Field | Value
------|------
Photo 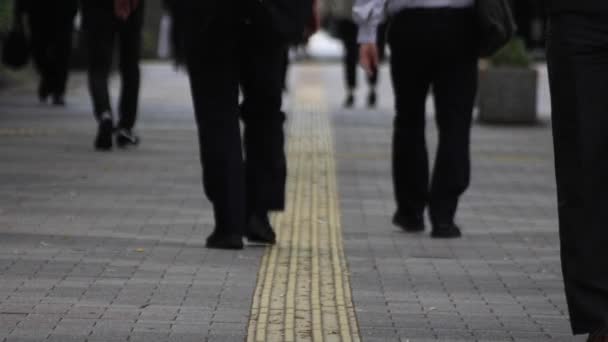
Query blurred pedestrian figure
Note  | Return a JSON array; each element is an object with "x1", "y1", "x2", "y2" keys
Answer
[
  {"x1": 355, "y1": 0, "x2": 476, "y2": 238},
  {"x1": 546, "y1": 2, "x2": 608, "y2": 340},
  {"x1": 13, "y1": 0, "x2": 78, "y2": 105},
  {"x1": 166, "y1": 0, "x2": 317, "y2": 250},
  {"x1": 157, "y1": 3, "x2": 172, "y2": 60},
  {"x1": 81, "y1": 0, "x2": 144, "y2": 151},
  {"x1": 322, "y1": 0, "x2": 386, "y2": 108}
]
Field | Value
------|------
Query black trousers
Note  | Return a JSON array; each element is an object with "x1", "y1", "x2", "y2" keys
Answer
[
  {"x1": 185, "y1": 6, "x2": 287, "y2": 237},
  {"x1": 26, "y1": 2, "x2": 78, "y2": 99},
  {"x1": 388, "y1": 8, "x2": 477, "y2": 226},
  {"x1": 81, "y1": 0, "x2": 144, "y2": 130},
  {"x1": 547, "y1": 13, "x2": 608, "y2": 335},
  {"x1": 338, "y1": 19, "x2": 385, "y2": 90}
]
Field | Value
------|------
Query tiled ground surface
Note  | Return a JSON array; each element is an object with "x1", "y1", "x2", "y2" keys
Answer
[
  {"x1": 0, "y1": 64, "x2": 261, "y2": 342},
  {"x1": 323, "y1": 65, "x2": 583, "y2": 341},
  {"x1": 0, "y1": 63, "x2": 583, "y2": 341}
]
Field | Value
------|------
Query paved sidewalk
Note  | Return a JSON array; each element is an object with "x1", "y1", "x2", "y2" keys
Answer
[
  {"x1": 323, "y1": 66, "x2": 580, "y2": 341},
  {"x1": 0, "y1": 63, "x2": 582, "y2": 341},
  {"x1": 0, "y1": 64, "x2": 262, "y2": 342}
]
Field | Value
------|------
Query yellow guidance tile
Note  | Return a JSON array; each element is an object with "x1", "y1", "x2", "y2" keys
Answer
[{"x1": 247, "y1": 66, "x2": 360, "y2": 342}]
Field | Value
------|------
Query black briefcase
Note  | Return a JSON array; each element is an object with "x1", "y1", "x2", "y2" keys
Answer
[
  {"x1": 477, "y1": 0, "x2": 517, "y2": 58},
  {"x1": 2, "y1": 29, "x2": 30, "y2": 69}
]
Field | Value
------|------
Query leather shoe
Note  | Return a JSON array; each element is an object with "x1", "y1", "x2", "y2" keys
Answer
[
  {"x1": 246, "y1": 215, "x2": 276, "y2": 245},
  {"x1": 94, "y1": 117, "x2": 113, "y2": 151},
  {"x1": 392, "y1": 212, "x2": 424, "y2": 232},
  {"x1": 206, "y1": 231, "x2": 243, "y2": 250},
  {"x1": 431, "y1": 223, "x2": 462, "y2": 239}
]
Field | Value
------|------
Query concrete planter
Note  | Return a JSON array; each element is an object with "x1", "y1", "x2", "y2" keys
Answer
[{"x1": 478, "y1": 67, "x2": 538, "y2": 124}]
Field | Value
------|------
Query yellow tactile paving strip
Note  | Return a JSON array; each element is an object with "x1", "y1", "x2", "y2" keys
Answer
[{"x1": 247, "y1": 67, "x2": 360, "y2": 342}]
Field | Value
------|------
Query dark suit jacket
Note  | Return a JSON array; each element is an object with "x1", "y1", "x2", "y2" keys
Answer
[
  {"x1": 162, "y1": 0, "x2": 227, "y2": 66},
  {"x1": 548, "y1": 0, "x2": 608, "y2": 13},
  {"x1": 16, "y1": 0, "x2": 78, "y2": 22}
]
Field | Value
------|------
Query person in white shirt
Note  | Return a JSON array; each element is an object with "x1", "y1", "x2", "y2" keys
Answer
[
  {"x1": 354, "y1": 0, "x2": 476, "y2": 238},
  {"x1": 322, "y1": 0, "x2": 386, "y2": 108}
]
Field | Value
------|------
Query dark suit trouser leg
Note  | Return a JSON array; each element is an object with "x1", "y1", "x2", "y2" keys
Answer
[
  {"x1": 339, "y1": 20, "x2": 359, "y2": 90},
  {"x1": 428, "y1": 16, "x2": 477, "y2": 226},
  {"x1": 28, "y1": 19, "x2": 52, "y2": 97},
  {"x1": 50, "y1": 21, "x2": 75, "y2": 99},
  {"x1": 367, "y1": 22, "x2": 386, "y2": 87},
  {"x1": 50, "y1": 2, "x2": 78, "y2": 99},
  {"x1": 547, "y1": 13, "x2": 608, "y2": 335},
  {"x1": 117, "y1": 4, "x2": 144, "y2": 130},
  {"x1": 389, "y1": 8, "x2": 476, "y2": 223},
  {"x1": 240, "y1": 28, "x2": 288, "y2": 216},
  {"x1": 388, "y1": 12, "x2": 433, "y2": 220},
  {"x1": 186, "y1": 19, "x2": 245, "y2": 237},
  {"x1": 82, "y1": 5, "x2": 115, "y2": 121},
  {"x1": 340, "y1": 19, "x2": 381, "y2": 90}
]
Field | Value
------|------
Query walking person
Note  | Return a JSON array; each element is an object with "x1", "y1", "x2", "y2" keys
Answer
[
  {"x1": 322, "y1": 0, "x2": 386, "y2": 108},
  {"x1": 546, "y1": 2, "x2": 608, "y2": 340},
  {"x1": 354, "y1": 0, "x2": 477, "y2": 238},
  {"x1": 13, "y1": 0, "x2": 78, "y2": 105},
  {"x1": 165, "y1": 0, "x2": 317, "y2": 250},
  {"x1": 81, "y1": 0, "x2": 144, "y2": 151}
]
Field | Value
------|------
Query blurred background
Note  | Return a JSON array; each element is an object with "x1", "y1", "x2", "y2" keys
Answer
[{"x1": 0, "y1": 0, "x2": 547, "y2": 73}]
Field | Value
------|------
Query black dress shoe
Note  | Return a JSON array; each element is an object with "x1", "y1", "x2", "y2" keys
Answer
[
  {"x1": 38, "y1": 83, "x2": 50, "y2": 103},
  {"x1": 392, "y1": 212, "x2": 424, "y2": 232},
  {"x1": 206, "y1": 231, "x2": 244, "y2": 250},
  {"x1": 344, "y1": 93, "x2": 355, "y2": 108},
  {"x1": 246, "y1": 215, "x2": 276, "y2": 245},
  {"x1": 94, "y1": 117, "x2": 113, "y2": 151},
  {"x1": 116, "y1": 129, "x2": 140, "y2": 148},
  {"x1": 431, "y1": 223, "x2": 462, "y2": 239},
  {"x1": 367, "y1": 91, "x2": 377, "y2": 108}
]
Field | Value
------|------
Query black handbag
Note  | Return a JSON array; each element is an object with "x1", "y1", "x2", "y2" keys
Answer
[
  {"x1": 257, "y1": 0, "x2": 313, "y2": 43},
  {"x1": 2, "y1": 29, "x2": 30, "y2": 69},
  {"x1": 477, "y1": 0, "x2": 517, "y2": 58}
]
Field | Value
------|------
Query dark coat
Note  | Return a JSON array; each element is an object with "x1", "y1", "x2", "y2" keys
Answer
[
  {"x1": 16, "y1": 0, "x2": 78, "y2": 22},
  {"x1": 548, "y1": 0, "x2": 608, "y2": 13}
]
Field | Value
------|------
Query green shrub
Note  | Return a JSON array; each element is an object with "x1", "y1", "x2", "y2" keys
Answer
[{"x1": 490, "y1": 38, "x2": 532, "y2": 68}]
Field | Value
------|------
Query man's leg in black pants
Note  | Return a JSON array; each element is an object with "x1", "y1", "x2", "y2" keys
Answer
[
  {"x1": 388, "y1": 17, "x2": 432, "y2": 230},
  {"x1": 51, "y1": 1, "x2": 78, "y2": 104},
  {"x1": 428, "y1": 11, "x2": 477, "y2": 233},
  {"x1": 49, "y1": 18, "x2": 76, "y2": 105},
  {"x1": 186, "y1": 14, "x2": 245, "y2": 250},
  {"x1": 547, "y1": 14, "x2": 608, "y2": 335},
  {"x1": 83, "y1": 5, "x2": 114, "y2": 119},
  {"x1": 365, "y1": 22, "x2": 386, "y2": 108},
  {"x1": 82, "y1": 4, "x2": 115, "y2": 150},
  {"x1": 339, "y1": 19, "x2": 358, "y2": 107},
  {"x1": 240, "y1": 26, "x2": 287, "y2": 244},
  {"x1": 28, "y1": 18, "x2": 52, "y2": 102},
  {"x1": 117, "y1": 3, "x2": 144, "y2": 133}
]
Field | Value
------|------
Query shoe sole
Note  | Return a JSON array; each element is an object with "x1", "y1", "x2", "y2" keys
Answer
[
  {"x1": 246, "y1": 236, "x2": 276, "y2": 245},
  {"x1": 205, "y1": 243, "x2": 244, "y2": 250},
  {"x1": 393, "y1": 217, "x2": 425, "y2": 233},
  {"x1": 431, "y1": 231, "x2": 462, "y2": 239},
  {"x1": 116, "y1": 137, "x2": 140, "y2": 149},
  {"x1": 206, "y1": 235, "x2": 244, "y2": 250},
  {"x1": 400, "y1": 226, "x2": 425, "y2": 233}
]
